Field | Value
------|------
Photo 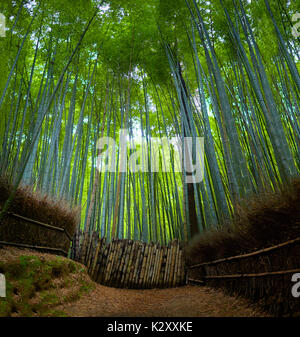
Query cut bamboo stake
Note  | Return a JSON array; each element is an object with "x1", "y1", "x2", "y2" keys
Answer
[
  {"x1": 144, "y1": 243, "x2": 154, "y2": 288},
  {"x1": 139, "y1": 243, "x2": 148, "y2": 287},
  {"x1": 75, "y1": 229, "x2": 81, "y2": 259},
  {"x1": 121, "y1": 240, "x2": 133, "y2": 287},
  {"x1": 128, "y1": 242, "x2": 138, "y2": 287},
  {"x1": 149, "y1": 243, "x2": 156, "y2": 287},
  {"x1": 151, "y1": 244, "x2": 158, "y2": 286},
  {"x1": 132, "y1": 242, "x2": 143, "y2": 287},
  {"x1": 180, "y1": 250, "x2": 186, "y2": 285},
  {"x1": 112, "y1": 240, "x2": 124, "y2": 287},
  {"x1": 80, "y1": 230, "x2": 89, "y2": 264},
  {"x1": 151, "y1": 243, "x2": 159, "y2": 286},
  {"x1": 97, "y1": 240, "x2": 108, "y2": 284},
  {"x1": 164, "y1": 242, "x2": 172, "y2": 286},
  {"x1": 159, "y1": 246, "x2": 167, "y2": 287},
  {"x1": 173, "y1": 241, "x2": 180, "y2": 287},
  {"x1": 115, "y1": 240, "x2": 126, "y2": 286},
  {"x1": 117, "y1": 240, "x2": 130, "y2": 287},
  {"x1": 91, "y1": 236, "x2": 102, "y2": 279},
  {"x1": 110, "y1": 240, "x2": 121, "y2": 284},
  {"x1": 125, "y1": 241, "x2": 137, "y2": 287},
  {"x1": 86, "y1": 233, "x2": 93, "y2": 272},
  {"x1": 118, "y1": 240, "x2": 128, "y2": 287},
  {"x1": 104, "y1": 239, "x2": 117, "y2": 284},
  {"x1": 119, "y1": 240, "x2": 130, "y2": 286},
  {"x1": 156, "y1": 246, "x2": 164, "y2": 287},
  {"x1": 176, "y1": 242, "x2": 181, "y2": 285},
  {"x1": 169, "y1": 241, "x2": 176, "y2": 287},
  {"x1": 145, "y1": 243, "x2": 154, "y2": 287},
  {"x1": 87, "y1": 232, "x2": 97, "y2": 271},
  {"x1": 74, "y1": 235, "x2": 187, "y2": 289}
]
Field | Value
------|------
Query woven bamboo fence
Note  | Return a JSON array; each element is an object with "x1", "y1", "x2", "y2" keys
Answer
[
  {"x1": 71, "y1": 229, "x2": 186, "y2": 289},
  {"x1": 187, "y1": 237, "x2": 300, "y2": 316},
  {"x1": 0, "y1": 212, "x2": 73, "y2": 256}
]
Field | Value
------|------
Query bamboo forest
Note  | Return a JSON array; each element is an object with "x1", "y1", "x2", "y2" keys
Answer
[{"x1": 0, "y1": 0, "x2": 300, "y2": 319}]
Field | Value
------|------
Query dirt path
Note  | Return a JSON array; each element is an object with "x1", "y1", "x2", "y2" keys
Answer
[
  {"x1": 56, "y1": 284, "x2": 268, "y2": 317},
  {"x1": 0, "y1": 247, "x2": 268, "y2": 317}
]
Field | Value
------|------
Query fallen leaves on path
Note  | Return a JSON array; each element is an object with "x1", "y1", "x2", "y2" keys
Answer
[{"x1": 56, "y1": 283, "x2": 269, "y2": 317}]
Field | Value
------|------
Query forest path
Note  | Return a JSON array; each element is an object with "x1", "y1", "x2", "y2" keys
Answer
[{"x1": 56, "y1": 284, "x2": 268, "y2": 317}]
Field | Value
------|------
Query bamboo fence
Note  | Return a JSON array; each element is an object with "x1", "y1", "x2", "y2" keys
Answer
[
  {"x1": 0, "y1": 212, "x2": 73, "y2": 256},
  {"x1": 187, "y1": 236, "x2": 300, "y2": 316},
  {"x1": 71, "y1": 229, "x2": 186, "y2": 289}
]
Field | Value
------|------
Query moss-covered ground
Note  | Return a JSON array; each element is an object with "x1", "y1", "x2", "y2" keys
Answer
[{"x1": 0, "y1": 248, "x2": 94, "y2": 317}]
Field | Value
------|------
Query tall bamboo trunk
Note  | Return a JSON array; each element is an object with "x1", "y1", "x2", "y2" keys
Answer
[{"x1": 177, "y1": 61, "x2": 199, "y2": 238}]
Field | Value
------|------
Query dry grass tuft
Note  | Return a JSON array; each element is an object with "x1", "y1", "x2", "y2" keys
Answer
[
  {"x1": 184, "y1": 178, "x2": 300, "y2": 317},
  {"x1": 184, "y1": 178, "x2": 300, "y2": 266},
  {"x1": 0, "y1": 176, "x2": 80, "y2": 252}
]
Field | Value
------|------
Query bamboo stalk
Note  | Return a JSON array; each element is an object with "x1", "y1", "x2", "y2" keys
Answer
[
  {"x1": 168, "y1": 241, "x2": 176, "y2": 287},
  {"x1": 104, "y1": 239, "x2": 117, "y2": 284},
  {"x1": 75, "y1": 229, "x2": 81, "y2": 259},
  {"x1": 146, "y1": 243, "x2": 155, "y2": 287},
  {"x1": 150, "y1": 244, "x2": 158, "y2": 286},
  {"x1": 118, "y1": 240, "x2": 129, "y2": 287},
  {"x1": 168, "y1": 240, "x2": 177, "y2": 287},
  {"x1": 84, "y1": 232, "x2": 92, "y2": 266},
  {"x1": 203, "y1": 268, "x2": 300, "y2": 280},
  {"x1": 163, "y1": 242, "x2": 172, "y2": 286},
  {"x1": 176, "y1": 247, "x2": 182, "y2": 286},
  {"x1": 79, "y1": 230, "x2": 89, "y2": 264},
  {"x1": 126, "y1": 240, "x2": 135, "y2": 285},
  {"x1": 97, "y1": 239, "x2": 109, "y2": 284},
  {"x1": 70, "y1": 230, "x2": 77, "y2": 260},
  {"x1": 116, "y1": 240, "x2": 130, "y2": 287},
  {"x1": 115, "y1": 240, "x2": 127, "y2": 285},
  {"x1": 76, "y1": 230, "x2": 82, "y2": 261},
  {"x1": 153, "y1": 244, "x2": 160, "y2": 286},
  {"x1": 129, "y1": 242, "x2": 138, "y2": 288},
  {"x1": 144, "y1": 243, "x2": 154, "y2": 288},
  {"x1": 159, "y1": 246, "x2": 167, "y2": 288},
  {"x1": 110, "y1": 240, "x2": 123, "y2": 286},
  {"x1": 76, "y1": 237, "x2": 188, "y2": 289},
  {"x1": 90, "y1": 236, "x2": 102, "y2": 280},
  {"x1": 188, "y1": 236, "x2": 300, "y2": 269},
  {"x1": 139, "y1": 243, "x2": 149, "y2": 287},
  {"x1": 179, "y1": 250, "x2": 185, "y2": 285},
  {"x1": 151, "y1": 243, "x2": 159, "y2": 286},
  {"x1": 132, "y1": 242, "x2": 143, "y2": 288},
  {"x1": 90, "y1": 238, "x2": 100, "y2": 280},
  {"x1": 87, "y1": 232, "x2": 97, "y2": 271},
  {"x1": 119, "y1": 240, "x2": 129, "y2": 286},
  {"x1": 173, "y1": 241, "x2": 180, "y2": 287},
  {"x1": 6, "y1": 212, "x2": 67, "y2": 235},
  {"x1": 99, "y1": 238, "x2": 108, "y2": 280},
  {"x1": 149, "y1": 243, "x2": 157, "y2": 287},
  {"x1": 155, "y1": 246, "x2": 164, "y2": 287},
  {"x1": 112, "y1": 240, "x2": 124, "y2": 287},
  {"x1": 73, "y1": 229, "x2": 79, "y2": 260},
  {"x1": 127, "y1": 241, "x2": 138, "y2": 288},
  {"x1": 188, "y1": 278, "x2": 205, "y2": 285},
  {"x1": 0, "y1": 240, "x2": 68, "y2": 256}
]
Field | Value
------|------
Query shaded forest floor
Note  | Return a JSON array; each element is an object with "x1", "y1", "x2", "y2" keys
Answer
[
  {"x1": 0, "y1": 247, "x2": 268, "y2": 317},
  {"x1": 56, "y1": 281, "x2": 268, "y2": 317}
]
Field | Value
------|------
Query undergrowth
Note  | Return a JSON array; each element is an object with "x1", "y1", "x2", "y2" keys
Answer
[
  {"x1": 0, "y1": 249, "x2": 94, "y2": 317},
  {"x1": 185, "y1": 178, "x2": 300, "y2": 266}
]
